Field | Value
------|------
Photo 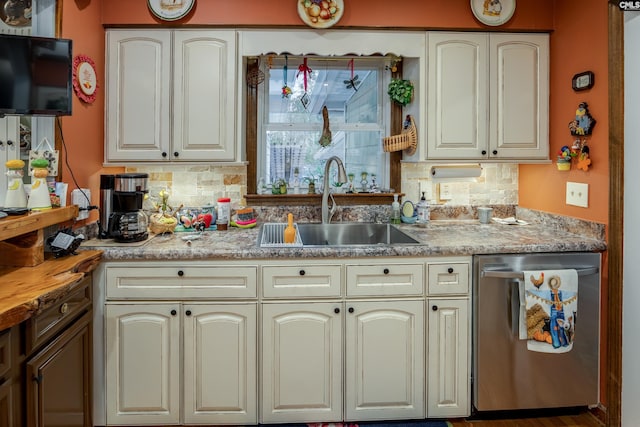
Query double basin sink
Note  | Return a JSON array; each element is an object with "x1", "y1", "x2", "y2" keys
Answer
[{"x1": 260, "y1": 222, "x2": 420, "y2": 247}]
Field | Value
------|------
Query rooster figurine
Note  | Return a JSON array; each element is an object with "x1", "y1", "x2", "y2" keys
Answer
[{"x1": 530, "y1": 272, "x2": 545, "y2": 289}]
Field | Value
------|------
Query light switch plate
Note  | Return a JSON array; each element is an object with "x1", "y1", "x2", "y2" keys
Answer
[
  {"x1": 439, "y1": 183, "x2": 452, "y2": 200},
  {"x1": 566, "y1": 182, "x2": 589, "y2": 208}
]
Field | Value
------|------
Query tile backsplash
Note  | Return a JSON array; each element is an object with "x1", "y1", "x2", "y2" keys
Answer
[{"x1": 127, "y1": 162, "x2": 518, "y2": 209}]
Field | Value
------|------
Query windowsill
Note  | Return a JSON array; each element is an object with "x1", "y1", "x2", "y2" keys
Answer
[{"x1": 245, "y1": 193, "x2": 400, "y2": 206}]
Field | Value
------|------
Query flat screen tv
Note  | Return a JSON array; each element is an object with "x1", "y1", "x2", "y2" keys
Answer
[{"x1": 0, "y1": 34, "x2": 73, "y2": 116}]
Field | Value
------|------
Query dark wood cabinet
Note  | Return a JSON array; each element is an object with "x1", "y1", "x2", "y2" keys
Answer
[
  {"x1": 0, "y1": 378, "x2": 13, "y2": 427},
  {"x1": 25, "y1": 310, "x2": 92, "y2": 427}
]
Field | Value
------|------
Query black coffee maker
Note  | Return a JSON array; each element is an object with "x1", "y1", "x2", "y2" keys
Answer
[{"x1": 101, "y1": 173, "x2": 149, "y2": 242}]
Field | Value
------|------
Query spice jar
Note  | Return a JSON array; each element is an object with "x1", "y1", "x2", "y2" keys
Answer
[{"x1": 217, "y1": 197, "x2": 231, "y2": 227}]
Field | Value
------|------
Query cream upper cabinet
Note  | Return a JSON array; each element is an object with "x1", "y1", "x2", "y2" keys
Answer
[
  {"x1": 427, "y1": 32, "x2": 549, "y2": 161},
  {"x1": 0, "y1": 117, "x2": 20, "y2": 201},
  {"x1": 105, "y1": 29, "x2": 237, "y2": 163}
]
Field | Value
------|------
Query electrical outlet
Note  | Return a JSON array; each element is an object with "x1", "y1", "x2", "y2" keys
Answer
[
  {"x1": 71, "y1": 188, "x2": 91, "y2": 220},
  {"x1": 439, "y1": 183, "x2": 452, "y2": 200},
  {"x1": 566, "y1": 182, "x2": 589, "y2": 208}
]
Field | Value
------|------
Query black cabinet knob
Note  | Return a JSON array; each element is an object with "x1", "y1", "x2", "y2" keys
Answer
[
  {"x1": 178, "y1": 270, "x2": 184, "y2": 277},
  {"x1": 174, "y1": 151, "x2": 179, "y2": 157},
  {"x1": 171, "y1": 309, "x2": 177, "y2": 316},
  {"x1": 448, "y1": 267, "x2": 454, "y2": 274},
  {"x1": 348, "y1": 307, "x2": 354, "y2": 313},
  {"x1": 299, "y1": 270, "x2": 306, "y2": 276},
  {"x1": 334, "y1": 307, "x2": 340, "y2": 314},
  {"x1": 162, "y1": 152, "x2": 168, "y2": 158},
  {"x1": 481, "y1": 150, "x2": 487, "y2": 155},
  {"x1": 492, "y1": 150, "x2": 498, "y2": 155},
  {"x1": 185, "y1": 310, "x2": 192, "y2": 316},
  {"x1": 33, "y1": 374, "x2": 43, "y2": 384},
  {"x1": 383, "y1": 268, "x2": 390, "y2": 275},
  {"x1": 432, "y1": 305, "x2": 438, "y2": 311},
  {"x1": 6, "y1": 140, "x2": 13, "y2": 146}
]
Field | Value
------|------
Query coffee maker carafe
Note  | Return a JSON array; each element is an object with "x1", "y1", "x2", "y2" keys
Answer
[{"x1": 105, "y1": 173, "x2": 149, "y2": 242}]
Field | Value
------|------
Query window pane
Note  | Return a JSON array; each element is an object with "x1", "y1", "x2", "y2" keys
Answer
[{"x1": 260, "y1": 56, "x2": 388, "y2": 192}]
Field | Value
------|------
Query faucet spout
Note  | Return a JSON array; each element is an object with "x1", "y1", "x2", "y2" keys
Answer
[{"x1": 321, "y1": 156, "x2": 347, "y2": 224}]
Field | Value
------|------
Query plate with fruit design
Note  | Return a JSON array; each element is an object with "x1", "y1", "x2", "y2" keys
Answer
[{"x1": 298, "y1": 0, "x2": 343, "y2": 29}]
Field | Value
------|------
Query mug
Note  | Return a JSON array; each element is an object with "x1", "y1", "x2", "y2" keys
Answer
[{"x1": 478, "y1": 207, "x2": 493, "y2": 224}]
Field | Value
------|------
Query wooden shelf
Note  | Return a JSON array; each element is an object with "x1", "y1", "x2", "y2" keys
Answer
[
  {"x1": 0, "y1": 206, "x2": 79, "y2": 242},
  {"x1": 0, "y1": 206, "x2": 79, "y2": 267}
]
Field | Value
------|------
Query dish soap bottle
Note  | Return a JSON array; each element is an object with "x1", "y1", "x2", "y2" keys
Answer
[
  {"x1": 391, "y1": 194, "x2": 401, "y2": 224},
  {"x1": 284, "y1": 213, "x2": 296, "y2": 244},
  {"x1": 416, "y1": 191, "x2": 430, "y2": 223}
]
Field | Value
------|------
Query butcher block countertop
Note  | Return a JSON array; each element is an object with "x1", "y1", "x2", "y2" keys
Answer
[{"x1": 0, "y1": 250, "x2": 102, "y2": 331}]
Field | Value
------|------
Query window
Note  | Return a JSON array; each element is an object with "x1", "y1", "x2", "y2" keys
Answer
[{"x1": 257, "y1": 56, "x2": 391, "y2": 194}]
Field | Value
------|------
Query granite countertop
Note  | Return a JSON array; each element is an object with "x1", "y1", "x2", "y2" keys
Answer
[{"x1": 81, "y1": 217, "x2": 607, "y2": 261}]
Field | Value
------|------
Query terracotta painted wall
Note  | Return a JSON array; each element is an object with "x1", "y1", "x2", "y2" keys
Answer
[
  {"x1": 519, "y1": 0, "x2": 609, "y2": 225},
  {"x1": 101, "y1": 0, "x2": 553, "y2": 29},
  {"x1": 58, "y1": 0, "x2": 121, "y2": 224}
]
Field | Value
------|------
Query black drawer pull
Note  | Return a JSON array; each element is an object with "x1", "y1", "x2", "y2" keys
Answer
[
  {"x1": 171, "y1": 309, "x2": 177, "y2": 316},
  {"x1": 185, "y1": 310, "x2": 192, "y2": 316},
  {"x1": 448, "y1": 267, "x2": 454, "y2": 274},
  {"x1": 162, "y1": 152, "x2": 168, "y2": 158},
  {"x1": 174, "y1": 151, "x2": 179, "y2": 157},
  {"x1": 299, "y1": 270, "x2": 306, "y2": 276},
  {"x1": 432, "y1": 305, "x2": 438, "y2": 311},
  {"x1": 383, "y1": 268, "x2": 390, "y2": 275},
  {"x1": 178, "y1": 270, "x2": 184, "y2": 277},
  {"x1": 348, "y1": 307, "x2": 354, "y2": 313},
  {"x1": 492, "y1": 150, "x2": 498, "y2": 155},
  {"x1": 33, "y1": 374, "x2": 43, "y2": 384},
  {"x1": 334, "y1": 307, "x2": 340, "y2": 314}
]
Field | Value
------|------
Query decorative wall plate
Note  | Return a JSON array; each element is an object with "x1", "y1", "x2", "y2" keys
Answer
[
  {"x1": 297, "y1": 0, "x2": 344, "y2": 29},
  {"x1": 73, "y1": 55, "x2": 98, "y2": 104},
  {"x1": 470, "y1": 0, "x2": 516, "y2": 27},
  {"x1": 148, "y1": 0, "x2": 195, "y2": 21},
  {"x1": 0, "y1": 0, "x2": 32, "y2": 28}
]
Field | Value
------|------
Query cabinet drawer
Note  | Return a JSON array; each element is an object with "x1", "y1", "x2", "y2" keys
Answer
[
  {"x1": 25, "y1": 276, "x2": 92, "y2": 353},
  {"x1": 0, "y1": 329, "x2": 10, "y2": 380},
  {"x1": 106, "y1": 266, "x2": 258, "y2": 299},
  {"x1": 346, "y1": 263, "x2": 424, "y2": 296},
  {"x1": 262, "y1": 265, "x2": 341, "y2": 298},
  {"x1": 428, "y1": 261, "x2": 470, "y2": 295}
]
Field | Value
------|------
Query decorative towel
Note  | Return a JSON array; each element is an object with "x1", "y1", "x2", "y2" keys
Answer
[{"x1": 523, "y1": 269, "x2": 578, "y2": 353}]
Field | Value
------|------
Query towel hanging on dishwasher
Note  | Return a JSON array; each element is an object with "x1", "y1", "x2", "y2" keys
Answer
[{"x1": 523, "y1": 269, "x2": 578, "y2": 353}]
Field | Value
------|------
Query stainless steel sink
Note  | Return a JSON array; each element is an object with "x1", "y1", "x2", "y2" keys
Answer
[{"x1": 295, "y1": 223, "x2": 419, "y2": 247}]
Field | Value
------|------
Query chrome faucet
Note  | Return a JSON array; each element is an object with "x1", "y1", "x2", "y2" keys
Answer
[{"x1": 321, "y1": 156, "x2": 348, "y2": 224}]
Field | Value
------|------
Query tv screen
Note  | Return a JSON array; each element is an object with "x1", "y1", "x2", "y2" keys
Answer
[{"x1": 0, "y1": 34, "x2": 73, "y2": 116}]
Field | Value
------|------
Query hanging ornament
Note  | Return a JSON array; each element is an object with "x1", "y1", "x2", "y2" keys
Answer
[
  {"x1": 343, "y1": 59, "x2": 360, "y2": 92},
  {"x1": 297, "y1": 57, "x2": 313, "y2": 93},
  {"x1": 282, "y1": 55, "x2": 292, "y2": 98},
  {"x1": 319, "y1": 105, "x2": 332, "y2": 147}
]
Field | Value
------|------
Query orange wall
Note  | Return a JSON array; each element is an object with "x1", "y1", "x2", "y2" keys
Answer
[
  {"x1": 519, "y1": 0, "x2": 609, "y2": 225},
  {"x1": 59, "y1": 1, "x2": 610, "y2": 228}
]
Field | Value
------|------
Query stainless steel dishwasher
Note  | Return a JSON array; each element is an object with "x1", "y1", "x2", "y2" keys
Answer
[{"x1": 473, "y1": 252, "x2": 601, "y2": 412}]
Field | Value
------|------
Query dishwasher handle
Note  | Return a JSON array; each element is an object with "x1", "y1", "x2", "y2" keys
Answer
[{"x1": 481, "y1": 266, "x2": 599, "y2": 280}]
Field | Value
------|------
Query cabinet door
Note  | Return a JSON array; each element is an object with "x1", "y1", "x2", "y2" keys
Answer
[
  {"x1": 261, "y1": 302, "x2": 342, "y2": 423},
  {"x1": 0, "y1": 379, "x2": 12, "y2": 427},
  {"x1": 25, "y1": 311, "x2": 92, "y2": 427},
  {"x1": 183, "y1": 303, "x2": 257, "y2": 424},
  {"x1": 345, "y1": 300, "x2": 425, "y2": 421},
  {"x1": 105, "y1": 30, "x2": 171, "y2": 162},
  {"x1": 427, "y1": 298, "x2": 470, "y2": 418},
  {"x1": 489, "y1": 34, "x2": 549, "y2": 159},
  {"x1": 173, "y1": 30, "x2": 237, "y2": 161},
  {"x1": 427, "y1": 33, "x2": 489, "y2": 160},
  {"x1": 105, "y1": 303, "x2": 180, "y2": 425}
]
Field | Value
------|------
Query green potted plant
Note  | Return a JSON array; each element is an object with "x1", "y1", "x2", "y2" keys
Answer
[{"x1": 387, "y1": 78, "x2": 414, "y2": 106}]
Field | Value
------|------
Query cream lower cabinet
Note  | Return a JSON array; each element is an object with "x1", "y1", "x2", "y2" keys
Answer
[
  {"x1": 106, "y1": 302, "x2": 257, "y2": 425},
  {"x1": 102, "y1": 262, "x2": 258, "y2": 426},
  {"x1": 261, "y1": 302, "x2": 343, "y2": 424}
]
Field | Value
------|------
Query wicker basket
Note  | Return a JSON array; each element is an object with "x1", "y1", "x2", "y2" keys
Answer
[
  {"x1": 149, "y1": 214, "x2": 177, "y2": 234},
  {"x1": 382, "y1": 115, "x2": 417, "y2": 156}
]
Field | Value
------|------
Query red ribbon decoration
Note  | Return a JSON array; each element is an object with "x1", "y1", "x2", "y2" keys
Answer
[{"x1": 297, "y1": 57, "x2": 312, "y2": 92}]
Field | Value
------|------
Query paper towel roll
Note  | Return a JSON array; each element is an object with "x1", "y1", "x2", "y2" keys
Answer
[{"x1": 430, "y1": 165, "x2": 482, "y2": 180}]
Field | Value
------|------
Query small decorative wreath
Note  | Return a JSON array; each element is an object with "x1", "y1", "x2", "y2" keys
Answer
[{"x1": 73, "y1": 54, "x2": 98, "y2": 104}]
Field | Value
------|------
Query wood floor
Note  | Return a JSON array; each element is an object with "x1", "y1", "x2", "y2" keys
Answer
[{"x1": 448, "y1": 409, "x2": 604, "y2": 426}]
